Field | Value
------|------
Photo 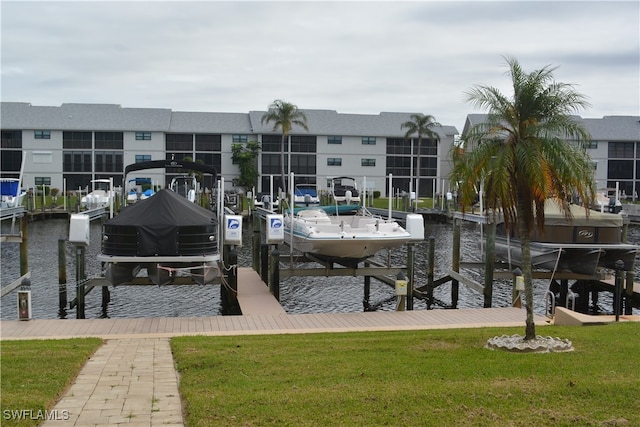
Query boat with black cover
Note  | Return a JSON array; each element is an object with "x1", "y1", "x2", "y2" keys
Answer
[{"x1": 98, "y1": 160, "x2": 220, "y2": 286}]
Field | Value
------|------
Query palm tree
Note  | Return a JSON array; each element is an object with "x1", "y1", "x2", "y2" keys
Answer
[
  {"x1": 261, "y1": 100, "x2": 309, "y2": 194},
  {"x1": 450, "y1": 56, "x2": 595, "y2": 340},
  {"x1": 401, "y1": 114, "x2": 441, "y2": 209}
]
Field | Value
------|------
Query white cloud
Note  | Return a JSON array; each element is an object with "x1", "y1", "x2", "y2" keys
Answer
[{"x1": 1, "y1": 0, "x2": 638, "y2": 130}]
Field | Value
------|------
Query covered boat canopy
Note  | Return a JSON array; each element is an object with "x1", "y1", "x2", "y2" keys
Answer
[
  {"x1": 104, "y1": 189, "x2": 216, "y2": 256},
  {"x1": 541, "y1": 200, "x2": 623, "y2": 227}
]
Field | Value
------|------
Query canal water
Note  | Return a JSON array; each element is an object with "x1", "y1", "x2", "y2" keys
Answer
[{"x1": 2, "y1": 217, "x2": 639, "y2": 320}]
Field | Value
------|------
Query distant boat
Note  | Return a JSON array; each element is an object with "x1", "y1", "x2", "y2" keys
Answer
[
  {"x1": 591, "y1": 188, "x2": 622, "y2": 214},
  {"x1": 330, "y1": 176, "x2": 360, "y2": 204},
  {"x1": 294, "y1": 184, "x2": 320, "y2": 207},
  {"x1": 0, "y1": 178, "x2": 26, "y2": 209},
  {"x1": 127, "y1": 178, "x2": 155, "y2": 204},
  {"x1": 283, "y1": 206, "x2": 421, "y2": 261},
  {"x1": 494, "y1": 200, "x2": 637, "y2": 275},
  {"x1": 81, "y1": 179, "x2": 116, "y2": 209}
]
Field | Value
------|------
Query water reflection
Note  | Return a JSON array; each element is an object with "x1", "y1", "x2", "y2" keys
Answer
[{"x1": 1, "y1": 217, "x2": 639, "y2": 319}]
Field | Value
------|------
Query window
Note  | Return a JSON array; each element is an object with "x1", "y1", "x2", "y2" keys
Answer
[
  {"x1": 1, "y1": 130, "x2": 22, "y2": 149},
  {"x1": 261, "y1": 135, "x2": 282, "y2": 152},
  {"x1": 166, "y1": 133, "x2": 193, "y2": 151},
  {"x1": 386, "y1": 138, "x2": 411, "y2": 155},
  {"x1": 34, "y1": 130, "x2": 51, "y2": 139},
  {"x1": 290, "y1": 154, "x2": 316, "y2": 174},
  {"x1": 135, "y1": 132, "x2": 151, "y2": 141},
  {"x1": 291, "y1": 135, "x2": 316, "y2": 153},
  {"x1": 361, "y1": 158, "x2": 376, "y2": 167},
  {"x1": 584, "y1": 140, "x2": 598, "y2": 149},
  {"x1": 35, "y1": 177, "x2": 51, "y2": 186},
  {"x1": 328, "y1": 136, "x2": 342, "y2": 144},
  {"x1": 63, "y1": 131, "x2": 91, "y2": 149},
  {"x1": 327, "y1": 158, "x2": 342, "y2": 166},
  {"x1": 609, "y1": 142, "x2": 634, "y2": 158},
  {"x1": 233, "y1": 135, "x2": 248, "y2": 143},
  {"x1": 195, "y1": 134, "x2": 221, "y2": 151},
  {"x1": 135, "y1": 155, "x2": 152, "y2": 163},
  {"x1": 95, "y1": 132, "x2": 123, "y2": 150},
  {"x1": 362, "y1": 136, "x2": 376, "y2": 145},
  {"x1": 95, "y1": 151, "x2": 123, "y2": 173},
  {"x1": 63, "y1": 151, "x2": 92, "y2": 172}
]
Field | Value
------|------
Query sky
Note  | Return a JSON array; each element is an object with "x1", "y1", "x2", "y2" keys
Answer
[{"x1": 1, "y1": 0, "x2": 638, "y2": 132}]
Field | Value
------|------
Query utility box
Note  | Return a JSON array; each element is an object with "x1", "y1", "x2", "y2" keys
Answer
[
  {"x1": 224, "y1": 215, "x2": 243, "y2": 246},
  {"x1": 405, "y1": 214, "x2": 425, "y2": 241},
  {"x1": 69, "y1": 214, "x2": 90, "y2": 246},
  {"x1": 266, "y1": 214, "x2": 284, "y2": 244}
]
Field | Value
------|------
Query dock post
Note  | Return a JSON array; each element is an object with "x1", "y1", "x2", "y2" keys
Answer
[
  {"x1": 426, "y1": 236, "x2": 435, "y2": 309},
  {"x1": 483, "y1": 221, "x2": 496, "y2": 308},
  {"x1": 101, "y1": 286, "x2": 110, "y2": 317},
  {"x1": 269, "y1": 246, "x2": 280, "y2": 301},
  {"x1": 58, "y1": 239, "x2": 67, "y2": 317},
  {"x1": 221, "y1": 245, "x2": 240, "y2": 314},
  {"x1": 407, "y1": 243, "x2": 415, "y2": 310},
  {"x1": 261, "y1": 244, "x2": 269, "y2": 283},
  {"x1": 75, "y1": 245, "x2": 86, "y2": 319},
  {"x1": 451, "y1": 218, "x2": 460, "y2": 308},
  {"x1": 252, "y1": 214, "x2": 261, "y2": 273},
  {"x1": 20, "y1": 214, "x2": 28, "y2": 276},
  {"x1": 625, "y1": 271, "x2": 634, "y2": 315},
  {"x1": 614, "y1": 260, "x2": 624, "y2": 321},
  {"x1": 363, "y1": 261, "x2": 371, "y2": 311}
]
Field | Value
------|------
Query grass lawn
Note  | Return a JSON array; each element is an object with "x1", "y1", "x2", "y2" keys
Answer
[
  {"x1": 172, "y1": 324, "x2": 639, "y2": 426},
  {"x1": 0, "y1": 338, "x2": 103, "y2": 427}
]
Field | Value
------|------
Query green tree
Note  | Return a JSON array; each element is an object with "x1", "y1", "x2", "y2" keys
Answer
[
  {"x1": 401, "y1": 114, "x2": 441, "y2": 208},
  {"x1": 261, "y1": 100, "x2": 309, "y2": 193},
  {"x1": 450, "y1": 56, "x2": 595, "y2": 340},
  {"x1": 231, "y1": 140, "x2": 261, "y2": 191}
]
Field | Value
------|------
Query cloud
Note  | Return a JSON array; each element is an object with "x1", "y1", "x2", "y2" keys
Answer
[{"x1": 1, "y1": 0, "x2": 638, "y2": 130}]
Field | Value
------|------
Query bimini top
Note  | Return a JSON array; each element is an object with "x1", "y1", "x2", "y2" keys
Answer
[{"x1": 104, "y1": 189, "x2": 217, "y2": 256}]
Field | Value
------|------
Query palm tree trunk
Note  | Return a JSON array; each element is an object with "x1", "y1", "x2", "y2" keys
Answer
[
  {"x1": 280, "y1": 133, "x2": 287, "y2": 194},
  {"x1": 516, "y1": 197, "x2": 537, "y2": 340}
]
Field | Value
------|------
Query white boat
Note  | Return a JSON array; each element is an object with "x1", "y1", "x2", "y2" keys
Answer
[
  {"x1": 330, "y1": 176, "x2": 360, "y2": 204},
  {"x1": 170, "y1": 175, "x2": 198, "y2": 203},
  {"x1": 81, "y1": 179, "x2": 116, "y2": 209},
  {"x1": 592, "y1": 188, "x2": 622, "y2": 214},
  {"x1": 294, "y1": 184, "x2": 320, "y2": 207},
  {"x1": 283, "y1": 206, "x2": 421, "y2": 261},
  {"x1": 0, "y1": 178, "x2": 26, "y2": 208},
  {"x1": 126, "y1": 178, "x2": 155, "y2": 204}
]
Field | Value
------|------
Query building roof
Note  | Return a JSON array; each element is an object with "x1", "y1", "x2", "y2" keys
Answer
[
  {"x1": 1, "y1": 102, "x2": 172, "y2": 131},
  {"x1": 462, "y1": 113, "x2": 640, "y2": 141},
  {"x1": 1, "y1": 102, "x2": 459, "y2": 137}
]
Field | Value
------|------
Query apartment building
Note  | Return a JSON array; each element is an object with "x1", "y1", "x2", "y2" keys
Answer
[{"x1": 0, "y1": 102, "x2": 458, "y2": 197}]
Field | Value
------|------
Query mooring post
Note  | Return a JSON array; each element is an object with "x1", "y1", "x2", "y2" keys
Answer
[
  {"x1": 269, "y1": 245, "x2": 280, "y2": 301},
  {"x1": 407, "y1": 243, "x2": 415, "y2": 310},
  {"x1": 252, "y1": 213, "x2": 261, "y2": 273},
  {"x1": 58, "y1": 239, "x2": 67, "y2": 316},
  {"x1": 625, "y1": 271, "x2": 634, "y2": 315},
  {"x1": 483, "y1": 221, "x2": 496, "y2": 308},
  {"x1": 614, "y1": 260, "x2": 624, "y2": 321},
  {"x1": 75, "y1": 245, "x2": 86, "y2": 319},
  {"x1": 427, "y1": 236, "x2": 435, "y2": 309},
  {"x1": 451, "y1": 218, "x2": 460, "y2": 308},
  {"x1": 363, "y1": 261, "x2": 371, "y2": 311},
  {"x1": 261, "y1": 243, "x2": 269, "y2": 284},
  {"x1": 101, "y1": 285, "x2": 110, "y2": 317},
  {"x1": 20, "y1": 214, "x2": 28, "y2": 276}
]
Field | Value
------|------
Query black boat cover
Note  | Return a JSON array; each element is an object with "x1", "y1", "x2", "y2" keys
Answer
[{"x1": 104, "y1": 189, "x2": 216, "y2": 256}]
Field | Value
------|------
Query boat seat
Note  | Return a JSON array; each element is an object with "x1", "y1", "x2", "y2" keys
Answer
[{"x1": 297, "y1": 209, "x2": 330, "y2": 222}]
